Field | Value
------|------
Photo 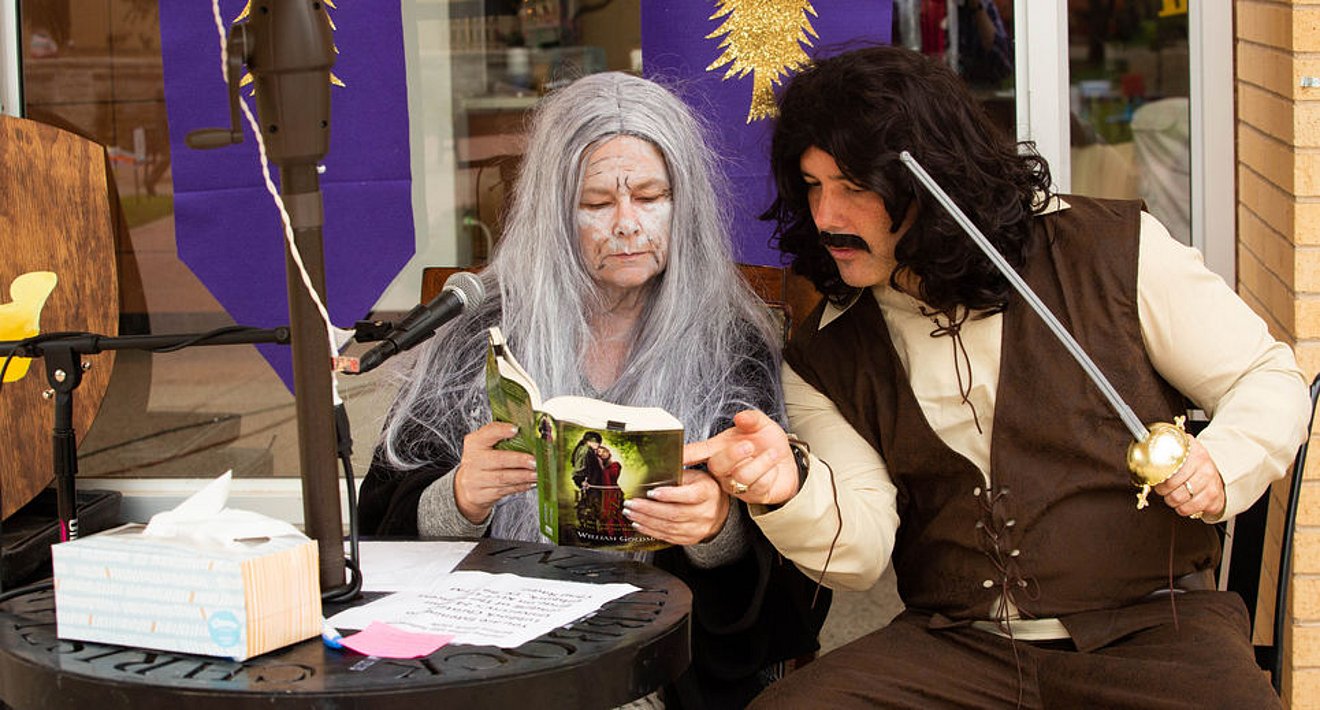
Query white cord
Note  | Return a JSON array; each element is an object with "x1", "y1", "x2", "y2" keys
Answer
[{"x1": 208, "y1": 1, "x2": 348, "y2": 404}]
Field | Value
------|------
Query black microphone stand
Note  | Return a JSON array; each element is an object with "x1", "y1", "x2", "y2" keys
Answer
[
  {"x1": 0, "y1": 327, "x2": 290, "y2": 590},
  {"x1": 186, "y1": 2, "x2": 345, "y2": 591}
]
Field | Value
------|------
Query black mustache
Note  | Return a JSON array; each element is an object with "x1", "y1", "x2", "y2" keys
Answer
[{"x1": 820, "y1": 232, "x2": 870, "y2": 252}]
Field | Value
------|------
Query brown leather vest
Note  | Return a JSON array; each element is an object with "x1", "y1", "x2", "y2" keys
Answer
[{"x1": 785, "y1": 196, "x2": 1220, "y2": 620}]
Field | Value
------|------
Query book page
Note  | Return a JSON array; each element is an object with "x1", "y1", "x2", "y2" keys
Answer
[
  {"x1": 485, "y1": 327, "x2": 542, "y2": 454},
  {"x1": 326, "y1": 570, "x2": 639, "y2": 649},
  {"x1": 540, "y1": 395, "x2": 682, "y2": 432},
  {"x1": 351, "y1": 540, "x2": 477, "y2": 593}
]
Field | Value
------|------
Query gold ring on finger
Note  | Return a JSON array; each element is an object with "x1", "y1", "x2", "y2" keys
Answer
[{"x1": 730, "y1": 480, "x2": 749, "y2": 495}]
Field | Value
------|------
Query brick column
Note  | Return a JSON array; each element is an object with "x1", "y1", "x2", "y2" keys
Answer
[{"x1": 1236, "y1": 2, "x2": 1320, "y2": 706}]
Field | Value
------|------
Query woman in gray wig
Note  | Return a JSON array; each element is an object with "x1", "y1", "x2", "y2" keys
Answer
[{"x1": 359, "y1": 72, "x2": 828, "y2": 707}]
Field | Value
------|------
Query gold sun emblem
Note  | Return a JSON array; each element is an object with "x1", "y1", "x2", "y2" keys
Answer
[{"x1": 705, "y1": 0, "x2": 818, "y2": 123}]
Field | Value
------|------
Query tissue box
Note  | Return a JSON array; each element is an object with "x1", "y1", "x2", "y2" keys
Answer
[{"x1": 52, "y1": 523, "x2": 321, "y2": 660}]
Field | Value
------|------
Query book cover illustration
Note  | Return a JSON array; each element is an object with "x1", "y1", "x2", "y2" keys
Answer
[{"x1": 485, "y1": 327, "x2": 682, "y2": 552}]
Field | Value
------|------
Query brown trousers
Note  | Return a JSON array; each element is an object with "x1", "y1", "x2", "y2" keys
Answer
[{"x1": 752, "y1": 591, "x2": 1279, "y2": 709}]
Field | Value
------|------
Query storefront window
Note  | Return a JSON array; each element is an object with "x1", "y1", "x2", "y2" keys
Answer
[
  {"x1": 14, "y1": 1, "x2": 638, "y2": 486},
  {"x1": 1068, "y1": 0, "x2": 1191, "y2": 244},
  {"x1": 14, "y1": 2, "x2": 1004, "y2": 490},
  {"x1": 891, "y1": 0, "x2": 1017, "y2": 141},
  {"x1": 418, "y1": 0, "x2": 635, "y2": 273}
]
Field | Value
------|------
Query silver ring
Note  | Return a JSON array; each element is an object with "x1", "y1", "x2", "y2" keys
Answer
[
  {"x1": 730, "y1": 480, "x2": 749, "y2": 495},
  {"x1": 1184, "y1": 482, "x2": 1195, "y2": 497}
]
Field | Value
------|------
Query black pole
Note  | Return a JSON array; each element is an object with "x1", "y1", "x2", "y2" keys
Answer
[
  {"x1": 182, "y1": 1, "x2": 346, "y2": 590},
  {"x1": 52, "y1": 392, "x2": 77, "y2": 541},
  {"x1": 0, "y1": 328, "x2": 291, "y2": 549},
  {"x1": 41, "y1": 343, "x2": 83, "y2": 543},
  {"x1": 245, "y1": 1, "x2": 345, "y2": 591},
  {"x1": 278, "y1": 163, "x2": 345, "y2": 591},
  {"x1": 0, "y1": 328, "x2": 292, "y2": 358}
]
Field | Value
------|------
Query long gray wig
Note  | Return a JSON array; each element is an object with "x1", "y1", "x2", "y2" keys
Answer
[{"x1": 377, "y1": 72, "x2": 782, "y2": 539}]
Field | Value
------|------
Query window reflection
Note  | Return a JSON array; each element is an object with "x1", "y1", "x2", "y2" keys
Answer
[
  {"x1": 15, "y1": 0, "x2": 642, "y2": 481},
  {"x1": 431, "y1": 0, "x2": 636, "y2": 269},
  {"x1": 21, "y1": 0, "x2": 171, "y2": 265},
  {"x1": 891, "y1": 0, "x2": 1016, "y2": 142},
  {"x1": 1068, "y1": 0, "x2": 1191, "y2": 245},
  {"x1": 16, "y1": 1, "x2": 260, "y2": 484},
  {"x1": 11, "y1": 3, "x2": 1034, "y2": 484}
]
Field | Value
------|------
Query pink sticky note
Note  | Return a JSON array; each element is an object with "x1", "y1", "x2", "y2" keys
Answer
[{"x1": 339, "y1": 622, "x2": 454, "y2": 659}]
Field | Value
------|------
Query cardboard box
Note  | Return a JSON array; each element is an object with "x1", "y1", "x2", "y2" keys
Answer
[{"x1": 52, "y1": 523, "x2": 321, "y2": 660}]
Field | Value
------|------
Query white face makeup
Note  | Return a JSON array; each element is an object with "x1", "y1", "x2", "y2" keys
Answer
[{"x1": 576, "y1": 135, "x2": 672, "y2": 303}]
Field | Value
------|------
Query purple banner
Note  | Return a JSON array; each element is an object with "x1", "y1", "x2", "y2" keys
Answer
[
  {"x1": 161, "y1": 2, "x2": 414, "y2": 390},
  {"x1": 641, "y1": 1, "x2": 892, "y2": 266}
]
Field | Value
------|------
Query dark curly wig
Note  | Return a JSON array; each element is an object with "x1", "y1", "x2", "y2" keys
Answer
[{"x1": 764, "y1": 45, "x2": 1052, "y2": 312}]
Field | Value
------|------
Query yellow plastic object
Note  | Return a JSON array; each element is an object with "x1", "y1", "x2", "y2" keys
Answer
[{"x1": 0, "y1": 271, "x2": 58, "y2": 382}]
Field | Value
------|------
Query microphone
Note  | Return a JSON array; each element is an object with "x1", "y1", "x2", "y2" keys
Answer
[{"x1": 352, "y1": 271, "x2": 485, "y2": 374}]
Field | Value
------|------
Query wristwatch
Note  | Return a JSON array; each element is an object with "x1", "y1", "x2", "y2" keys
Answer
[
  {"x1": 763, "y1": 436, "x2": 810, "y2": 512},
  {"x1": 787, "y1": 436, "x2": 810, "y2": 488}
]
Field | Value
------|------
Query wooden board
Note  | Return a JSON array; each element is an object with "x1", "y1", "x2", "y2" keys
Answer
[{"x1": 0, "y1": 116, "x2": 118, "y2": 519}]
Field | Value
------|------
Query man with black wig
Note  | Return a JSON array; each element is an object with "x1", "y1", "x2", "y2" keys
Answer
[{"x1": 686, "y1": 45, "x2": 1310, "y2": 707}]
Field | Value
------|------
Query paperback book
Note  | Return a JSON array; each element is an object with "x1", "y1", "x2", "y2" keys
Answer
[{"x1": 485, "y1": 327, "x2": 682, "y2": 551}]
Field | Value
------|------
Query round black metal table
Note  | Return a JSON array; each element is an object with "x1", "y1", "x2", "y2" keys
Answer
[{"x1": 0, "y1": 538, "x2": 691, "y2": 709}]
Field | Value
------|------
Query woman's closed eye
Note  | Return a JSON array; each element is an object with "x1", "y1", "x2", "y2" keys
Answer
[{"x1": 632, "y1": 190, "x2": 671, "y2": 204}]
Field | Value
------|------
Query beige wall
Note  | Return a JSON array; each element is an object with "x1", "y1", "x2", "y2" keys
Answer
[
  {"x1": 575, "y1": 0, "x2": 642, "y2": 72},
  {"x1": 1236, "y1": 1, "x2": 1320, "y2": 706}
]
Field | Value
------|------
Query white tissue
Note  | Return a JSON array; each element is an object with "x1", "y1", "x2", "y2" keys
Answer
[{"x1": 143, "y1": 471, "x2": 306, "y2": 547}]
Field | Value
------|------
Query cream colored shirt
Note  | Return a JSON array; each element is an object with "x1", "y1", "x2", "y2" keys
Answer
[{"x1": 752, "y1": 207, "x2": 1311, "y2": 609}]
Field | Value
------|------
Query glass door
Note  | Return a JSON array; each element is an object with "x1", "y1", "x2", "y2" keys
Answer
[
  {"x1": 1068, "y1": 0, "x2": 1192, "y2": 243},
  {"x1": 892, "y1": 1, "x2": 1018, "y2": 143},
  {"x1": 1019, "y1": 0, "x2": 1233, "y2": 278}
]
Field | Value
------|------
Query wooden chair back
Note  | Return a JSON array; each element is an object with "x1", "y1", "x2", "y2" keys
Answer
[
  {"x1": 420, "y1": 267, "x2": 479, "y2": 305},
  {"x1": 735, "y1": 264, "x2": 820, "y2": 344}
]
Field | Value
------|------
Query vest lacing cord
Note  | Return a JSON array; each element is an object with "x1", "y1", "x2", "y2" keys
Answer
[
  {"x1": 921, "y1": 306, "x2": 984, "y2": 435},
  {"x1": 976, "y1": 484, "x2": 1039, "y2": 709}
]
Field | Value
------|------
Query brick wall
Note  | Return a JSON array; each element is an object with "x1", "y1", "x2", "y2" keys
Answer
[{"x1": 1237, "y1": 1, "x2": 1320, "y2": 706}]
